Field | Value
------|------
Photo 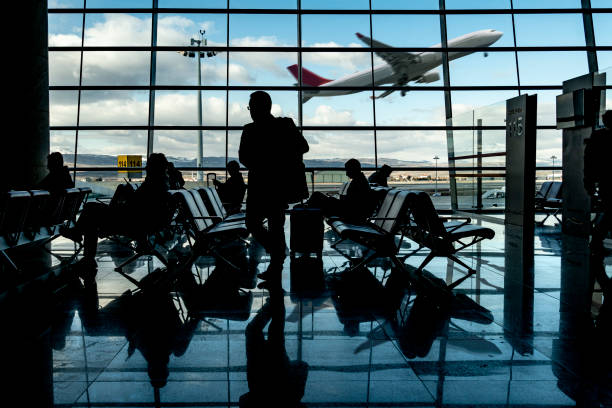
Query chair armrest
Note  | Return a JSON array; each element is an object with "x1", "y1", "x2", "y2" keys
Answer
[
  {"x1": 192, "y1": 216, "x2": 223, "y2": 220},
  {"x1": 440, "y1": 216, "x2": 471, "y2": 223},
  {"x1": 367, "y1": 217, "x2": 399, "y2": 221}
]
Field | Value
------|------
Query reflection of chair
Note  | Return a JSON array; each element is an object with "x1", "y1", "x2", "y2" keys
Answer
[
  {"x1": 404, "y1": 191, "x2": 495, "y2": 289},
  {"x1": 535, "y1": 181, "x2": 563, "y2": 225}
]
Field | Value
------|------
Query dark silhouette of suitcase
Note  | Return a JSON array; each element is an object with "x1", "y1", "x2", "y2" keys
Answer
[{"x1": 289, "y1": 206, "x2": 323, "y2": 257}]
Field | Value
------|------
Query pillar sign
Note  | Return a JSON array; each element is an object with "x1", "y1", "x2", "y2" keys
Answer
[
  {"x1": 505, "y1": 94, "x2": 537, "y2": 230},
  {"x1": 117, "y1": 155, "x2": 142, "y2": 179}
]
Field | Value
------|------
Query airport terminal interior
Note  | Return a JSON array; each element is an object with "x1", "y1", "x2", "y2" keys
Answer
[{"x1": 3, "y1": 1, "x2": 612, "y2": 407}]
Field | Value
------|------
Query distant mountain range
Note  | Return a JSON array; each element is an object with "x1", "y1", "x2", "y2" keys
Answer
[{"x1": 64, "y1": 154, "x2": 433, "y2": 168}]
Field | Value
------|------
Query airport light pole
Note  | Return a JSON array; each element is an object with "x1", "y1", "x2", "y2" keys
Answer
[
  {"x1": 181, "y1": 30, "x2": 216, "y2": 181},
  {"x1": 433, "y1": 155, "x2": 439, "y2": 195},
  {"x1": 550, "y1": 155, "x2": 557, "y2": 181}
]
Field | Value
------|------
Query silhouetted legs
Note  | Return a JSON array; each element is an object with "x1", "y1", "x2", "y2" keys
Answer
[{"x1": 246, "y1": 200, "x2": 287, "y2": 283}]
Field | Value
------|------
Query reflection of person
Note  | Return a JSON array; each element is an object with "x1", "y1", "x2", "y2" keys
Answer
[
  {"x1": 239, "y1": 91, "x2": 309, "y2": 286},
  {"x1": 240, "y1": 290, "x2": 308, "y2": 407},
  {"x1": 368, "y1": 164, "x2": 392, "y2": 187},
  {"x1": 63, "y1": 153, "x2": 172, "y2": 283},
  {"x1": 213, "y1": 160, "x2": 246, "y2": 215},
  {"x1": 37, "y1": 152, "x2": 74, "y2": 193},
  {"x1": 308, "y1": 159, "x2": 372, "y2": 223}
]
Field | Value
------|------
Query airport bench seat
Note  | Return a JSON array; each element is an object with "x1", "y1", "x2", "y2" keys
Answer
[
  {"x1": 535, "y1": 181, "x2": 562, "y2": 225},
  {"x1": 197, "y1": 187, "x2": 245, "y2": 223},
  {"x1": 403, "y1": 191, "x2": 494, "y2": 289}
]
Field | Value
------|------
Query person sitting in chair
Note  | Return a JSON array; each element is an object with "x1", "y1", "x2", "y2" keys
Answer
[
  {"x1": 308, "y1": 158, "x2": 372, "y2": 224},
  {"x1": 368, "y1": 164, "x2": 392, "y2": 187},
  {"x1": 63, "y1": 153, "x2": 172, "y2": 285},
  {"x1": 213, "y1": 160, "x2": 246, "y2": 215},
  {"x1": 37, "y1": 152, "x2": 74, "y2": 193}
]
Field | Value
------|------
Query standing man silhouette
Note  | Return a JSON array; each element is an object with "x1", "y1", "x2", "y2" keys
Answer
[{"x1": 239, "y1": 91, "x2": 309, "y2": 289}]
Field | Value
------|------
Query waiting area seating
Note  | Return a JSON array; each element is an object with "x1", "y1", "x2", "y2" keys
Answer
[
  {"x1": 535, "y1": 181, "x2": 563, "y2": 225},
  {"x1": 0, "y1": 187, "x2": 91, "y2": 271}
]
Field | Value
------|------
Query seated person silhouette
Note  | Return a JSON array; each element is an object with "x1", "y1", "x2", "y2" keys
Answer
[
  {"x1": 167, "y1": 162, "x2": 185, "y2": 190},
  {"x1": 37, "y1": 152, "x2": 74, "y2": 193},
  {"x1": 240, "y1": 290, "x2": 309, "y2": 407},
  {"x1": 368, "y1": 164, "x2": 392, "y2": 187},
  {"x1": 63, "y1": 153, "x2": 172, "y2": 284},
  {"x1": 213, "y1": 160, "x2": 246, "y2": 215},
  {"x1": 308, "y1": 158, "x2": 372, "y2": 224}
]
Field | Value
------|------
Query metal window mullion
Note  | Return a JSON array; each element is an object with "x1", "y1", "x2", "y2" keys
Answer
[
  {"x1": 72, "y1": 2, "x2": 87, "y2": 181},
  {"x1": 369, "y1": 0, "x2": 378, "y2": 169},
  {"x1": 225, "y1": 1, "x2": 230, "y2": 173},
  {"x1": 510, "y1": 0, "x2": 521, "y2": 96},
  {"x1": 298, "y1": 0, "x2": 303, "y2": 133},
  {"x1": 147, "y1": 0, "x2": 158, "y2": 158},
  {"x1": 582, "y1": 0, "x2": 599, "y2": 73},
  {"x1": 439, "y1": 0, "x2": 457, "y2": 211}
]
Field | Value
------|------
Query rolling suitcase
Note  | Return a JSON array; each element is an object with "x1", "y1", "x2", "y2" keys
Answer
[{"x1": 289, "y1": 206, "x2": 324, "y2": 257}]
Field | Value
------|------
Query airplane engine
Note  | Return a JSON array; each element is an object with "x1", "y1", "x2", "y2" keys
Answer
[{"x1": 416, "y1": 71, "x2": 440, "y2": 84}]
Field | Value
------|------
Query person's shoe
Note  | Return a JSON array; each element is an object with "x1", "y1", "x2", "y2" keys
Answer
[{"x1": 60, "y1": 226, "x2": 83, "y2": 244}]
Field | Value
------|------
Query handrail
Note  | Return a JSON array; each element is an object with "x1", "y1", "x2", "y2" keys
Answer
[{"x1": 68, "y1": 166, "x2": 561, "y2": 172}]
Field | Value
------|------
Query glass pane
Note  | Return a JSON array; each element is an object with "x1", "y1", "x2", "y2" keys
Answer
[
  {"x1": 49, "y1": 52, "x2": 81, "y2": 86},
  {"x1": 446, "y1": 0, "x2": 509, "y2": 8},
  {"x1": 230, "y1": 14, "x2": 296, "y2": 47},
  {"x1": 536, "y1": 129, "x2": 562, "y2": 168},
  {"x1": 376, "y1": 130, "x2": 447, "y2": 163},
  {"x1": 154, "y1": 130, "x2": 226, "y2": 169},
  {"x1": 302, "y1": 93, "x2": 374, "y2": 126},
  {"x1": 79, "y1": 91, "x2": 149, "y2": 125},
  {"x1": 446, "y1": 14, "x2": 513, "y2": 48},
  {"x1": 372, "y1": 15, "x2": 441, "y2": 47},
  {"x1": 375, "y1": 92, "x2": 446, "y2": 126},
  {"x1": 86, "y1": 0, "x2": 152, "y2": 7},
  {"x1": 82, "y1": 52, "x2": 150, "y2": 85},
  {"x1": 48, "y1": 13, "x2": 83, "y2": 46},
  {"x1": 518, "y1": 52, "x2": 588, "y2": 85},
  {"x1": 159, "y1": 0, "x2": 225, "y2": 7},
  {"x1": 535, "y1": 90, "x2": 559, "y2": 127},
  {"x1": 76, "y1": 130, "x2": 148, "y2": 164},
  {"x1": 302, "y1": 0, "x2": 368, "y2": 9},
  {"x1": 228, "y1": 91, "x2": 298, "y2": 126},
  {"x1": 156, "y1": 51, "x2": 227, "y2": 86},
  {"x1": 451, "y1": 91, "x2": 516, "y2": 126},
  {"x1": 50, "y1": 131, "x2": 76, "y2": 161},
  {"x1": 155, "y1": 90, "x2": 227, "y2": 126},
  {"x1": 49, "y1": 0, "x2": 84, "y2": 7},
  {"x1": 513, "y1": 0, "x2": 581, "y2": 7},
  {"x1": 84, "y1": 14, "x2": 151, "y2": 46},
  {"x1": 50, "y1": 91, "x2": 79, "y2": 126},
  {"x1": 231, "y1": 0, "x2": 296, "y2": 8},
  {"x1": 302, "y1": 15, "x2": 370, "y2": 47},
  {"x1": 593, "y1": 12, "x2": 612, "y2": 46},
  {"x1": 228, "y1": 52, "x2": 297, "y2": 86},
  {"x1": 372, "y1": 0, "x2": 438, "y2": 10},
  {"x1": 514, "y1": 14, "x2": 585, "y2": 46},
  {"x1": 301, "y1": 131, "x2": 374, "y2": 163},
  {"x1": 157, "y1": 14, "x2": 227, "y2": 46}
]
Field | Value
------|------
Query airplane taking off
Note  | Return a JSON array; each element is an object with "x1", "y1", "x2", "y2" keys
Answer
[{"x1": 287, "y1": 29, "x2": 503, "y2": 102}]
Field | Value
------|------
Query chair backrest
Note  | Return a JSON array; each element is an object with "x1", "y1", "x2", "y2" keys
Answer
[
  {"x1": 0, "y1": 191, "x2": 31, "y2": 238},
  {"x1": 59, "y1": 188, "x2": 84, "y2": 223},
  {"x1": 199, "y1": 187, "x2": 226, "y2": 219},
  {"x1": 546, "y1": 181, "x2": 562, "y2": 200},
  {"x1": 172, "y1": 190, "x2": 215, "y2": 234},
  {"x1": 373, "y1": 189, "x2": 410, "y2": 234},
  {"x1": 536, "y1": 181, "x2": 552, "y2": 199},
  {"x1": 409, "y1": 192, "x2": 447, "y2": 237},
  {"x1": 24, "y1": 190, "x2": 51, "y2": 232},
  {"x1": 187, "y1": 189, "x2": 217, "y2": 224},
  {"x1": 338, "y1": 182, "x2": 350, "y2": 198}
]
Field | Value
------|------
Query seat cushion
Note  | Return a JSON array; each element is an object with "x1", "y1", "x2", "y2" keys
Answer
[
  {"x1": 330, "y1": 220, "x2": 384, "y2": 240},
  {"x1": 447, "y1": 224, "x2": 495, "y2": 241}
]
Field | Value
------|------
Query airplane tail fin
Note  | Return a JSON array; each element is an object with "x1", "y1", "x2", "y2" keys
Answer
[{"x1": 287, "y1": 64, "x2": 333, "y2": 87}]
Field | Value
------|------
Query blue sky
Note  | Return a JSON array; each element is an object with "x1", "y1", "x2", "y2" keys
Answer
[{"x1": 47, "y1": 1, "x2": 612, "y2": 165}]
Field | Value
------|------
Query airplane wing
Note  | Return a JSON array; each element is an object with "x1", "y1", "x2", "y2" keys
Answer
[{"x1": 355, "y1": 32, "x2": 421, "y2": 71}]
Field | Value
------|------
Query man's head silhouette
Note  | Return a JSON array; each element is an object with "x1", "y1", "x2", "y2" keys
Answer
[
  {"x1": 227, "y1": 160, "x2": 241, "y2": 176},
  {"x1": 345, "y1": 158, "x2": 362, "y2": 179},
  {"x1": 381, "y1": 164, "x2": 392, "y2": 177},
  {"x1": 248, "y1": 91, "x2": 273, "y2": 123},
  {"x1": 47, "y1": 152, "x2": 64, "y2": 172}
]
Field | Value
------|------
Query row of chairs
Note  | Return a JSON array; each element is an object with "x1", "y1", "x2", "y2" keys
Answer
[
  {"x1": 0, "y1": 187, "x2": 92, "y2": 271},
  {"x1": 327, "y1": 188, "x2": 494, "y2": 295},
  {"x1": 535, "y1": 181, "x2": 563, "y2": 225}
]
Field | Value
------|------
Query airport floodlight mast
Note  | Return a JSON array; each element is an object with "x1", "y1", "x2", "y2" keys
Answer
[
  {"x1": 180, "y1": 30, "x2": 216, "y2": 181},
  {"x1": 433, "y1": 155, "x2": 440, "y2": 195},
  {"x1": 551, "y1": 155, "x2": 557, "y2": 181}
]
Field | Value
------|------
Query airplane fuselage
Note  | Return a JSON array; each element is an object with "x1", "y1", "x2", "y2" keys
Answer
[{"x1": 304, "y1": 29, "x2": 503, "y2": 98}]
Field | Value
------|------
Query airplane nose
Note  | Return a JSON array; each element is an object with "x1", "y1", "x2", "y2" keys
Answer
[{"x1": 492, "y1": 30, "x2": 503, "y2": 40}]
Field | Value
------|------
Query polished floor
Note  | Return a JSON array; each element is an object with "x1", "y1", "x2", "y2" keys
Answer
[{"x1": 3, "y1": 215, "x2": 611, "y2": 407}]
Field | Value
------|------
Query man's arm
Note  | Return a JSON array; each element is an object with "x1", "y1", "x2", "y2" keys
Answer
[{"x1": 239, "y1": 127, "x2": 252, "y2": 169}]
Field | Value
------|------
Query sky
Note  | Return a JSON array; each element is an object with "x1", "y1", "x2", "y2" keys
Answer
[{"x1": 47, "y1": 0, "x2": 612, "y2": 166}]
